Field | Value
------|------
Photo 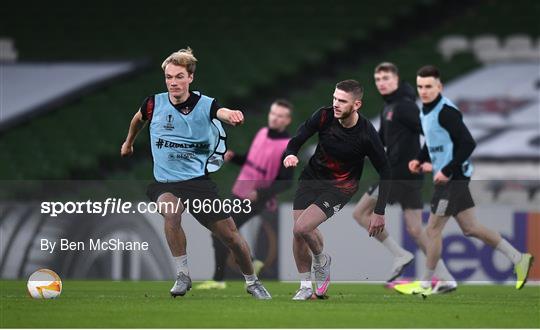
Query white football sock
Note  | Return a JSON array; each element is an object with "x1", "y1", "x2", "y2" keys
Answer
[
  {"x1": 243, "y1": 273, "x2": 258, "y2": 286},
  {"x1": 299, "y1": 271, "x2": 312, "y2": 289},
  {"x1": 382, "y1": 237, "x2": 408, "y2": 257},
  {"x1": 173, "y1": 255, "x2": 189, "y2": 275},
  {"x1": 496, "y1": 239, "x2": 522, "y2": 265},
  {"x1": 435, "y1": 260, "x2": 455, "y2": 282}
]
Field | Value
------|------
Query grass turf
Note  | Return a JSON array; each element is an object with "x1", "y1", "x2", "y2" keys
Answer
[{"x1": 1, "y1": 280, "x2": 539, "y2": 328}]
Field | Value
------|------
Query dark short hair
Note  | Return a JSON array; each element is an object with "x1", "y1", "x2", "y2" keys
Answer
[
  {"x1": 417, "y1": 65, "x2": 441, "y2": 79},
  {"x1": 335, "y1": 79, "x2": 364, "y2": 100},
  {"x1": 272, "y1": 99, "x2": 293, "y2": 113},
  {"x1": 375, "y1": 62, "x2": 399, "y2": 75}
]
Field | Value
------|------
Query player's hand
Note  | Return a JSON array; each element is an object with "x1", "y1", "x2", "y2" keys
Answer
[
  {"x1": 228, "y1": 110, "x2": 244, "y2": 126},
  {"x1": 283, "y1": 155, "x2": 299, "y2": 168},
  {"x1": 368, "y1": 213, "x2": 385, "y2": 237},
  {"x1": 224, "y1": 150, "x2": 235, "y2": 162},
  {"x1": 121, "y1": 141, "x2": 133, "y2": 157},
  {"x1": 408, "y1": 159, "x2": 421, "y2": 173},
  {"x1": 434, "y1": 171, "x2": 450, "y2": 185},
  {"x1": 420, "y1": 162, "x2": 433, "y2": 173},
  {"x1": 247, "y1": 190, "x2": 258, "y2": 202}
]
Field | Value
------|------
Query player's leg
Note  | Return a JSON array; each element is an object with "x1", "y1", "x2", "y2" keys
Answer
[
  {"x1": 354, "y1": 193, "x2": 414, "y2": 281},
  {"x1": 197, "y1": 208, "x2": 258, "y2": 290},
  {"x1": 210, "y1": 217, "x2": 271, "y2": 299},
  {"x1": 394, "y1": 211, "x2": 450, "y2": 296},
  {"x1": 354, "y1": 184, "x2": 414, "y2": 282},
  {"x1": 194, "y1": 233, "x2": 228, "y2": 289},
  {"x1": 295, "y1": 202, "x2": 337, "y2": 298},
  {"x1": 156, "y1": 192, "x2": 192, "y2": 297},
  {"x1": 422, "y1": 213, "x2": 451, "y2": 289},
  {"x1": 403, "y1": 207, "x2": 456, "y2": 292},
  {"x1": 454, "y1": 207, "x2": 533, "y2": 289},
  {"x1": 293, "y1": 204, "x2": 328, "y2": 254},
  {"x1": 292, "y1": 209, "x2": 315, "y2": 300}
]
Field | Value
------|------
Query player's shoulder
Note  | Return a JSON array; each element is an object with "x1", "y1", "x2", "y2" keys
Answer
[
  {"x1": 309, "y1": 106, "x2": 334, "y2": 125},
  {"x1": 358, "y1": 113, "x2": 376, "y2": 129},
  {"x1": 314, "y1": 106, "x2": 333, "y2": 115},
  {"x1": 439, "y1": 99, "x2": 463, "y2": 124}
]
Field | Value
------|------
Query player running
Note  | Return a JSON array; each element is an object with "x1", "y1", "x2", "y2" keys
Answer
[
  {"x1": 196, "y1": 99, "x2": 294, "y2": 290},
  {"x1": 394, "y1": 65, "x2": 534, "y2": 296},
  {"x1": 352, "y1": 62, "x2": 456, "y2": 293},
  {"x1": 121, "y1": 48, "x2": 271, "y2": 299},
  {"x1": 283, "y1": 79, "x2": 391, "y2": 300}
]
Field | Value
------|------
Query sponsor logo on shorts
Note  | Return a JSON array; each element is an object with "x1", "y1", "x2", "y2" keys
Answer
[
  {"x1": 322, "y1": 201, "x2": 330, "y2": 209},
  {"x1": 435, "y1": 199, "x2": 449, "y2": 216},
  {"x1": 333, "y1": 204, "x2": 341, "y2": 214}
]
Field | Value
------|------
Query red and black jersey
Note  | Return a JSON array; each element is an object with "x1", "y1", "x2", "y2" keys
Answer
[{"x1": 285, "y1": 107, "x2": 391, "y2": 214}]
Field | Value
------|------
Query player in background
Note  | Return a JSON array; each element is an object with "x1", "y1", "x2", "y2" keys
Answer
[
  {"x1": 352, "y1": 62, "x2": 456, "y2": 293},
  {"x1": 394, "y1": 65, "x2": 534, "y2": 296},
  {"x1": 196, "y1": 99, "x2": 294, "y2": 289},
  {"x1": 283, "y1": 79, "x2": 390, "y2": 300},
  {"x1": 121, "y1": 48, "x2": 271, "y2": 299}
]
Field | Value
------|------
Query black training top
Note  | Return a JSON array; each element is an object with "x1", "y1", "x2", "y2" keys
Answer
[
  {"x1": 417, "y1": 94, "x2": 476, "y2": 179},
  {"x1": 378, "y1": 82, "x2": 423, "y2": 181},
  {"x1": 285, "y1": 107, "x2": 391, "y2": 215}
]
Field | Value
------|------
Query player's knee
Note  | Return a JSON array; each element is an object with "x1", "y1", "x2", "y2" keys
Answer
[
  {"x1": 461, "y1": 225, "x2": 477, "y2": 238},
  {"x1": 219, "y1": 232, "x2": 238, "y2": 249},
  {"x1": 406, "y1": 225, "x2": 422, "y2": 239},
  {"x1": 293, "y1": 223, "x2": 310, "y2": 238}
]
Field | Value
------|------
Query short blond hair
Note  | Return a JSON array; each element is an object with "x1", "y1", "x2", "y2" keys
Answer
[{"x1": 161, "y1": 47, "x2": 197, "y2": 74}]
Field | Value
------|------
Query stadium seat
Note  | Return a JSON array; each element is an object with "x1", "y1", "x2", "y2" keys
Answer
[{"x1": 438, "y1": 35, "x2": 469, "y2": 61}]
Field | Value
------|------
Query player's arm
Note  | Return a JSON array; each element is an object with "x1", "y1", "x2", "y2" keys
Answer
[
  {"x1": 366, "y1": 122, "x2": 392, "y2": 216},
  {"x1": 365, "y1": 122, "x2": 391, "y2": 236},
  {"x1": 378, "y1": 112, "x2": 386, "y2": 146},
  {"x1": 216, "y1": 108, "x2": 244, "y2": 126},
  {"x1": 283, "y1": 108, "x2": 325, "y2": 167},
  {"x1": 438, "y1": 107, "x2": 476, "y2": 178},
  {"x1": 409, "y1": 144, "x2": 431, "y2": 173},
  {"x1": 121, "y1": 111, "x2": 147, "y2": 157},
  {"x1": 121, "y1": 97, "x2": 152, "y2": 157},
  {"x1": 224, "y1": 150, "x2": 246, "y2": 165}
]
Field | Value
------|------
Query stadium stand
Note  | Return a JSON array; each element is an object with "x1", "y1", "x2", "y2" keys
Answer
[
  {"x1": 1, "y1": 0, "x2": 440, "y2": 180},
  {"x1": 1, "y1": 0, "x2": 538, "y2": 184}
]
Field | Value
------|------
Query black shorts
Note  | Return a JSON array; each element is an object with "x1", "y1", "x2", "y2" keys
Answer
[
  {"x1": 430, "y1": 180, "x2": 475, "y2": 217},
  {"x1": 367, "y1": 180, "x2": 423, "y2": 210},
  {"x1": 293, "y1": 179, "x2": 351, "y2": 219},
  {"x1": 146, "y1": 175, "x2": 230, "y2": 227}
]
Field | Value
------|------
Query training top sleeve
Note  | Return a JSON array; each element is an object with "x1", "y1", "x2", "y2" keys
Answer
[
  {"x1": 365, "y1": 121, "x2": 392, "y2": 215},
  {"x1": 284, "y1": 108, "x2": 328, "y2": 157},
  {"x1": 378, "y1": 112, "x2": 386, "y2": 146},
  {"x1": 210, "y1": 99, "x2": 221, "y2": 119},
  {"x1": 417, "y1": 144, "x2": 430, "y2": 163},
  {"x1": 139, "y1": 95, "x2": 155, "y2": 122},
  {"x1": 231, "y1": 153, "x2": 246, "y2": 166},
  {"x1": 438, "y1": 106, "x2": 476, "y2": 177}
]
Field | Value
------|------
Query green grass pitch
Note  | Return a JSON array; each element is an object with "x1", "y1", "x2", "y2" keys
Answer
[{"x1": 1, "y1": 280, "x2": 539, "y2": 328}]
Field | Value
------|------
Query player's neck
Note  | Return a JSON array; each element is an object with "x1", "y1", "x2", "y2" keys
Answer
[
  {"x1": 339, "y1": 111, "x2": 359, "y2": 128},
  {"x1": 169, "y1": 90, "x2": 190, "y2": 105}
]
